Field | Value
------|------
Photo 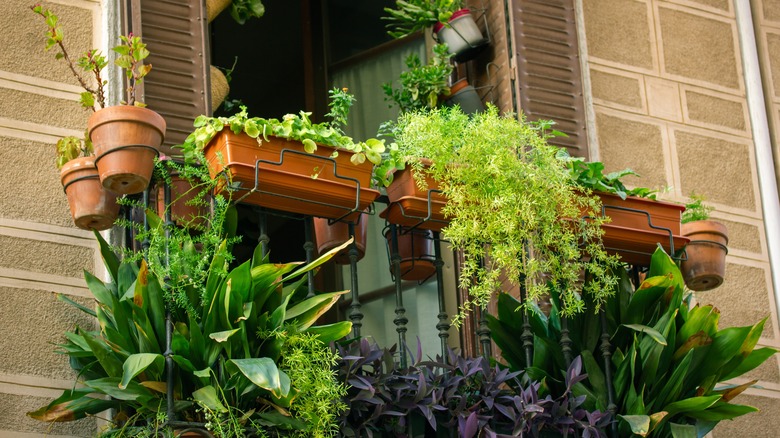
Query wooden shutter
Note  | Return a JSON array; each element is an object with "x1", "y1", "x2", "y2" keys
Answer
[
  {"x1": 512, "y1": 0, "x2": 588, "y2": 157},
  {"x1": 127, "y1": 0, "x2": 210, "y2": 157}
]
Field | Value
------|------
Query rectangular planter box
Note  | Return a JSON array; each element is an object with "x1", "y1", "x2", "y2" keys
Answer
[
  {"x1": 204, "y1": 130, "x2": 380, "y2": 220},
  {"x1": 594, "y1": 192, "x2": 689, "y2": 266},
  {"x1": 382, "y1": 165, "x2": 448, "y2": 232}
]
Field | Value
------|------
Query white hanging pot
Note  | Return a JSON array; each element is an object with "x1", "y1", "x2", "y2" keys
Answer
[{"x1": 434, "y1": 9, "x2": 489, "y2": 62}]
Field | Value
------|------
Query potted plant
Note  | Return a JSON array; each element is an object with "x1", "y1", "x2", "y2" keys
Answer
[
  {"x1": 489, "y1": 246, "x2": 776, "y2": 437},
  {"x1": 29, "y1": 208, "x2": 352, "y2": 436},
  {"x1": 152, "y1": 158, "x2": 211, "y2": 229},
  {"x1": 56, "y1": 135, "x2": 121, "y2": 230},
  {"x1": 33, "y1": 6, "x2": 165, "y2": 196},
  {"x1": 382, "y1": 43, "x2": 453, "y2": 113},
  {"x1": 563, "y1": 153, "x2": 689, "y2": 266},
  {"x1": 384, "y1": 0, "x2": 488, "y2": 62},
  {"x1": 680, "y1": 194, "x2": 728, "y2": 291},
  {"x1": 443, "y1": 77, "x2": 485, "y2": 115},
  {"x1": 178, "y1": 88, "x2": 400, "y2": 220},
  {"x1": 387, "y1": 105, "x2": 618, "y2": 322}
]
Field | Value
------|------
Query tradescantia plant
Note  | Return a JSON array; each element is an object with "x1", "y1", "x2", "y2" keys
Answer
[
  {"x1": 337, "y1": 339, "x2": 611, "y2": 437},
  {"x1": 488, "y1": 246, "x2": 777, "y2": 438},
  {"x1": 29, "y1": 229, "x2": 352, "y2": 436},
  {"x1": 178, "y1": 88, "x2": 401, "y2": 188}
]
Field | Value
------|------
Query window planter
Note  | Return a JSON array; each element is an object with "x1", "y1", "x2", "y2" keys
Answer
[
  {"x1": 593, "y1": 192, "x2": 688, "y2": 266},
  {"x1": 204, "y1": 129, "x2": 379, "y2": 221},
  {"x1": 381, "y1": 163, "x2": 448, "y2": 232},
  {"x1": 60, "y1": 156, "x2": 120, "y2": 231},
  {"x1": 88, "y1": 105, "x2": 166, "y2": 195}
]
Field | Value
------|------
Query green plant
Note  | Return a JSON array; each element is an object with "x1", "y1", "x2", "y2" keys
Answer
[
  {"x1": 55, "y1": 134, "x2": 92, "y2": 168},
  {"x1": 230, "y1": 0, "x2": 265, "y2": 25},
  {"x1": 681, "y1": 193, "x2": 714, "y2": 224},
  {"x1": 390, "y1": 105, "x2": 619, "y2": 320},
  {"x1": 384, "y1": 0, "x2": 462, "y2": 39},
  {"x1": 32, "y1": 5, "x2": 152, "y2": 109},
  {"x1": 383, "y1": 43, "x2": 453, "y2": 113},
  {"x1": 488, "y1": 246, "x2": 777, "y2": 437},
  {"x1": 178, "y1": 88, "x2": 402, "y2": 187},
  {"x1": 561, "y1": 151, "x2": 657, "y2": 200},
  {"x1": 29, "y1": 223, "x2": 353, "y2": 436}
]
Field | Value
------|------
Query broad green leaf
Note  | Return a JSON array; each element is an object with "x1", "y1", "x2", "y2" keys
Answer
[
  {"x1": 304, "y1": 321, "x2": 352, "y2": 342},
  {"x1": 93, "y1": 230, "x2": 119, "y2": 283},
  {"x1": 209, "y1": 328, "x2": 241, "y2": 343},
  {"x1": 119, "y1": 353, "x2": 163, "y2": 389},
  {"x1": 622, "y1": 323, "x2": 667, "y2": 346},
  {"x1": 285, "y1": 290, "x2": 349, "y2": 329},
  {"x1": 27, "y1": 388, "x2": 117, "y2": 422},
  {"x1": 85, "y1": 377, "x2": 152, "y2": 401},
  {"x1": 663, "y1": 395, "x2": 721, "y2": 418},
  {"x1": 145, "y1": 269, "x2": 167, "y2": 347},
  {"x1": 193, "y1": 385, "x2": 227, "y2": 413},
  {"x1": 685, "y1": 403, "x2": 758, "y2": 421},
  {"x1": 722, "y1": 347, "x2": 778, "y2": 381},
  {"x1": 84, "y1": 270, "x2": 114, "y2": 307},
  {"x1": 82, "y1": 330, "x2": 123, "y2": 378},
  {"x1": 281, "y1": 238, "x2": 353, "y2": 281},
  {"x1": 669, "y1": 422, "x2": 696, "y2": 438},
  {"x1": 619, "y1": 415, "x2": 650, "y2": 436},
  {"x1": 56, "y1": 293, "x2": 96, "y2": 317},
  {"x1": 227, "y1": 358, "x2": 290, "y2": 398}
]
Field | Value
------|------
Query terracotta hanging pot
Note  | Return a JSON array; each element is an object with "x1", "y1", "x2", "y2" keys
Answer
[
  {"x1": 154, "y1": 172, "x2": 209, "y2": 229},
  {"x1": 203, "y1": 130, "x2": 379, "y2": 221},
  {"x1": 433, "y1": 9, "x2": 489, "y2": 62},
  {"x1": 88, "y1": 105, "x2": 166, "y2": 195},
  {"x1": 680, "y1": 220, "x2": 728, "y2": 291},
  {"x1": 175, "y1": 428, "x2": 214, "y2": 438},
  {"x1": 60, "y1": 157, "x2": 120, "y2": 231},
  {"x1": 385, "y1": 228, "x2": 436, "y2": 281},
  {"x1": 382, "y1": 161, "x2": 448, "y2": 232},
  {"x1": 313, "y1": 213, "x2": 368, "y2": 265}
]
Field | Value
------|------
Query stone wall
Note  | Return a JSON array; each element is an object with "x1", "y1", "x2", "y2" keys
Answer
[
  {"x1": 0, "y1": 0, "x2": 102, "y2": 436},
  {"x1": 580, "y1": 0, "x2": 780, "y2": 434}
]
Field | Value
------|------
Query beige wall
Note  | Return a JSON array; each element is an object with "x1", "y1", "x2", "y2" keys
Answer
[
  {"x1": 0, "y1": 0, "x2": 103, "y2": 436},
  {"x1": 581, "y1": 0, "x2": 780, "y2": 434}
]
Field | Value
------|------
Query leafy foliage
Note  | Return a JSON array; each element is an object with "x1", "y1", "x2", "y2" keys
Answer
[
  {"x1": 390, "y1": 105, "x2": 619, "y2": 319},
  {"x1": 337, "y1": 339, "x2": 611, "y2": 437},
  {"x1": 31, "y1": 5, "x2": 151, "y2": 109},
  {"x1": 384, "y1": 0, "x2": 463, "y2": 39},
  {"x1": 230, "y1": 0, "x2": 265, "y2": 24},
  {"x1": 681, "y1": 194, "x2": 714, "y2": 224},
  {"x1": 55, "y1": 134, "x2": 92, "y2": 168},
  {"x1": 560, "y1": 151, "x2": 657, "y2": 200},
  {"x1": 488, "y1": 246, "x2": 777, "y2": 437},
  {"x1": 178, "y1": 88, "x2": 402, "y2": 187},
  {"x1": 383, "y1": 43, "x2": 453, "y2": 113},
  {"x1": 29, "y1": 229, "x2": 352, "y2": 436}
]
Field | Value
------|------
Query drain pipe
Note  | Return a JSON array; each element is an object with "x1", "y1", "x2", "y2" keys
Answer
[{"x1": 734, "y1": 0, "x2": 780, "y2": 325}]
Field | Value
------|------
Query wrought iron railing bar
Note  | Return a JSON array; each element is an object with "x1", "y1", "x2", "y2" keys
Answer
[
  {"x1": 258, "y1": 208, "x2": 269, "y2": 258},
  {"x1": 518, "y1": 275, "x2": 534, "y2": 367},
  {"x1": 348, "y1": 222, "x2": 364, "y2": 338},
  {"x1": 161, "y1": 180, "x2": 176, "y2": 423},
  {"x1": 433, "y1": 231, "x2": 450, "y2": 361},
  {"x1": 303, "y1": 216, "x2": 315, "y2": 297},
  {"x1": 599, "y1": 310, "x2": 618, "y2": 437},
  {"x1": 389, "y1": 224, "x2": 409, "y2": 368},
  {"x1": 560, "y1": 315, "x2": 573, "y2": 367}
]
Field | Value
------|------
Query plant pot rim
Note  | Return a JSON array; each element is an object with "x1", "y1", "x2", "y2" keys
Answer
[
  {"x1": 87, "y1": 105, "x2": 167, "y2": 140},
  {"x1": 433, "y1": 8, "x2": 472, "y2": 33},
  {"x1": 681, "y1": 219, "x2": 729, "y2": 239}
]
